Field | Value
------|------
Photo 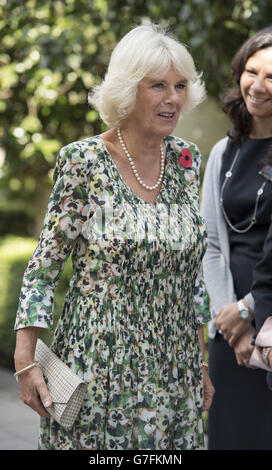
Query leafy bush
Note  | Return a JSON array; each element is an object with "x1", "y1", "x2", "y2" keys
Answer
[
  {"x1": 0, "y1": 204, "x2": 34, "y2": 236},
  {"x1": 0, "y1": 235, "x2": 72, "y2": 369}
]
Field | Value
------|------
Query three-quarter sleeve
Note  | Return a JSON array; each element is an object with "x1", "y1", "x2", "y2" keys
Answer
[
  {"x1": 189, "y1": 142, "x2": 210, "y2": 325},
  {"x1": 15, "y1": 141, "x2": 91, "y2": 331},
  {"x1": 194, "y1": 270, "x2": 210, "y2": 325}
]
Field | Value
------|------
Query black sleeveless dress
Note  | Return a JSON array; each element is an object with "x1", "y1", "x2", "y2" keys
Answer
[{"x1": 208, "y1": 137, "x2": 272, "y2": 450}]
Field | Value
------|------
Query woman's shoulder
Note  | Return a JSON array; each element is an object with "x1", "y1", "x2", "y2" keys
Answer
[
  {"x1": 53, "y1": 136, "x2": 106, "y2": 183},
  {"x1": 57, "y1": 135, "x2": 105, "y2": 166},
  {"x1": 166, "y1": 135, "x2": 200, "y2": 152},
  {"x1": 208, "y1": 136, "x2": 229, "y2": 161},
  {"x1": 56, "y1": 136, "x2": 107, "y2": 173},
  {"x1": 202, "y1": 136, "x2": 230, "y2": 179}
]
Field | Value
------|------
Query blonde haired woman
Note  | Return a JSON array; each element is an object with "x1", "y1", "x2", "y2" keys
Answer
[{"x1": 14, "y1": 24, "x2": 214, "y2": 450}]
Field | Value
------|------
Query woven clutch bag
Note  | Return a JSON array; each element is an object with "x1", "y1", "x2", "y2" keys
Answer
[{"x1": 35, "y1": 339, "x2": 87, "y2": 430}]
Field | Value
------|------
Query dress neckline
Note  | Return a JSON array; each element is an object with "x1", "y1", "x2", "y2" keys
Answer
[
  {"x1": 97, "y1": 134, "x2": 170, "y2": 205},
  {"x1": 247, "y1": 136, "x2": 272, "y2": 142}
]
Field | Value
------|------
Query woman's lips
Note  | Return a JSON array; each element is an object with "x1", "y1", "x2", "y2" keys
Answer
[
  {"x1": 158, "y1": 112, "x2": 175, "y2": 120},
  {"x1": 248, "y1": 94, "x2": 271, "y2": 105}
]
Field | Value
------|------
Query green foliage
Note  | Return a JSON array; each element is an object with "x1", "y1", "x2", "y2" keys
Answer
[
  {"x1": 0, "y1": 200, "x2": 34, "y2": 236},
  {"x1": 0, "y1": 0, "x2": 111, "y2": 209},
  {"x1": 0, "y1": 235, "x2": 72, "y2": 368}
]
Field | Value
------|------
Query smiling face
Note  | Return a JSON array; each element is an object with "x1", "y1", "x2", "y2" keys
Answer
[
  {"x1": 125, "y1": 66, "x2": 187, "y2": 140},
  {"x1": 240, "y1": 47, "x2": 272, "y2": 128}
]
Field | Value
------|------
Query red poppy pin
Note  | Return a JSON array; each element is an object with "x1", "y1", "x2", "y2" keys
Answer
[{"x1": 179, "y1": 148, "x2": 192, "y2": 168}]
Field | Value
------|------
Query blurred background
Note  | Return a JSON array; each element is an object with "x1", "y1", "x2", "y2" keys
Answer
[{"x1": 0, "y1": 0, "x2": 271, "y2": 375}]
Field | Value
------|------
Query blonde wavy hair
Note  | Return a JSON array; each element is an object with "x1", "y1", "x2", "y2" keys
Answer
[{"x1": 88, "y1": 24, "x2": 206, "y2": 128}]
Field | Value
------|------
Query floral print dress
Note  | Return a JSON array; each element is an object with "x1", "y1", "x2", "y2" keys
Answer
[{"x1": 15, "y1": 134, "x2": 210, "y2": 450}]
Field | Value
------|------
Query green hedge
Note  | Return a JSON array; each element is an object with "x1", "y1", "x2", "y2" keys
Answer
[
  {"x1": 0, "y1": 235, "x2": 72, "y2": 369},
  {"x1": 0, "y1": 203, "x2": 35, "y2": 236}
]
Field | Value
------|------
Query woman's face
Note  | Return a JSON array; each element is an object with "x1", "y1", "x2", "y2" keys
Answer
[
  {"x1": 240, "y1": 47, "x2": 272, "y2": 122},
  {"x1": 126, "y1": 66, "x2": 187, "y2": 139}
]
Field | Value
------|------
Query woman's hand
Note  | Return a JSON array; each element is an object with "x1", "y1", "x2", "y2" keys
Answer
[
  {"x1": 14, "y1": 327, "x2": 52, "y2": 417},
  {"x1": 203, "y1": 366, "x2": 215, "y2": 411},
  {"x1": 16, "y1": 366, "x2": 53, "y2": 417},
  {"x1": 215, "y1": 302, "x2": 251, "y2": 347},
  {"x1": 233, "y1": 326, "x2": 255, "y2": 368}
]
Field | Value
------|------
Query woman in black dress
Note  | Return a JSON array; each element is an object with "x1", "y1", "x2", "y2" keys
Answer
[{"x1": 201, "y1": 27, "x2": 272, "y2": 449}]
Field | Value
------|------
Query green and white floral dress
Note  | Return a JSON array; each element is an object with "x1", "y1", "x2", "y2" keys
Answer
[{"x1": 15, "y1": 135, "x2": 210, "y2": 450}]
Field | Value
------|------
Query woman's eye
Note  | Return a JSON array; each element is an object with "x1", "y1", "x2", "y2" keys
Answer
[
  {"x1": 176, "y1": 83, "x2": 186, "y2": 90},
  {"x1": 245, "y1": 69, "x2": 257, "y2": 75},
  {"x1": 152, "y1": 82, "x2": 165, "y2": 89}
]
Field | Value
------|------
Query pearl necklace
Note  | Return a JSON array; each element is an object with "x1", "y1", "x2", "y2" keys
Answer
[{"x1": 117, "y1": 128, "x2": 165, "y2": 191}]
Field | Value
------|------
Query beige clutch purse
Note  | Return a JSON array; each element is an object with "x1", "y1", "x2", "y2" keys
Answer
[{"x1": 35, "y1": 339, "x2": 87, "y2": 430}]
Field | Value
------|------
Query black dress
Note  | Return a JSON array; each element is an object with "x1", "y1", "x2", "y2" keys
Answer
[
  {"x1": 252, "y1": 217, "x2": 272, "y2": 333},
  {"x1": 208, "y1": 137, "x2": 272, "y2": 450}
]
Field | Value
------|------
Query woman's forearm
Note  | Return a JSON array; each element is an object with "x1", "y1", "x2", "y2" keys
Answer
[
  {"x1": 198, "y1": 325, "x2": 215, "y2": 409},
  {"x1": 14, "y1": 327, "x2": 40, "y2": 371}
]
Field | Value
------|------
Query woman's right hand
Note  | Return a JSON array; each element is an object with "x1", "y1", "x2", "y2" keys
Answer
[
  {"x1": 14, "y1": 326, "x2": 52, "y2": 417},
  {"x1": 16, "y1": 365, "x2": 53, "y2": 417}
]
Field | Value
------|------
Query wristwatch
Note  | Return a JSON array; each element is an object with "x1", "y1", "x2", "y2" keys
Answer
[{"x1": 238, "y1": 299, "x2": 251, "y2": 321}]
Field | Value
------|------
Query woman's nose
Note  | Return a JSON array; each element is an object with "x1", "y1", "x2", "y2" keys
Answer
[
  {"x1": 164, "y1": 87, "x2": 179, "y2": 103},
  {"x1": 251, "y1": 75, "x2": 266, "y2": 92}
]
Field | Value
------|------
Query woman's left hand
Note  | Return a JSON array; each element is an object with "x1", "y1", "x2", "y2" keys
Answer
[
  {"x1": 215, "y1": 302, "x2": 251, "y2": 347},
  {"x1": 203, "y1": 367, "x2": 215, "y2": 411}
]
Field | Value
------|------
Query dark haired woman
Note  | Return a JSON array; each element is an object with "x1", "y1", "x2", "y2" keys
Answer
[{"x1": 201, "y1": 27, "x2": 272, "y2": 449}]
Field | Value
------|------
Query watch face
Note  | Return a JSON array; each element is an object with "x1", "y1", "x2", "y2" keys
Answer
[{"x1": 240, "y1": 310, "x2": 249, "y2": 320}]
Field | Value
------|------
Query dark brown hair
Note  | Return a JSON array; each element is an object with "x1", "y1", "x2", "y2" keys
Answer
[{"x1": 222, "y1": 26, "x2": 272, "y2": 144}]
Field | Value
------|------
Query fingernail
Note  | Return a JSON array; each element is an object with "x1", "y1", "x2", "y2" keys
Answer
[{"x1": 44, "y1": 399, "x2": 51, "y2": 408}]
